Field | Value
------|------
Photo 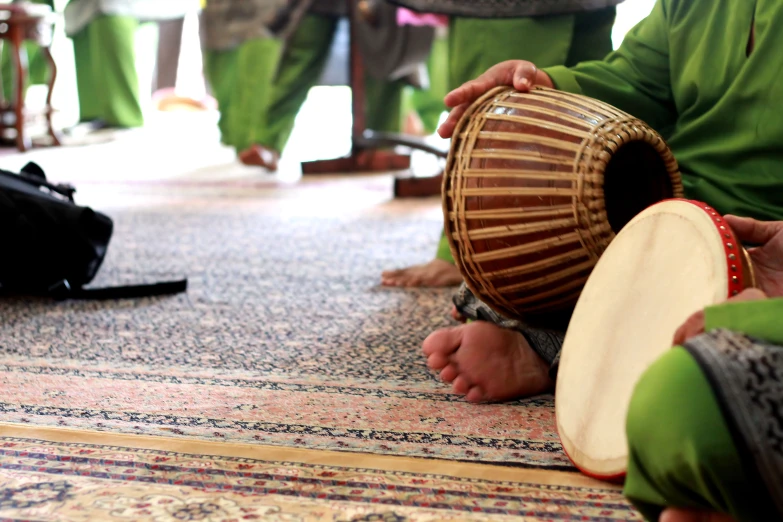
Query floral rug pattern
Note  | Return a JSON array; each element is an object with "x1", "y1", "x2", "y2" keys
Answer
[
  {"x1": 0, "y1": 436, "x2": 640, "y2": 521},
  {"x1": 0, "y1": 205, "x2": 569, "y2": 469}
]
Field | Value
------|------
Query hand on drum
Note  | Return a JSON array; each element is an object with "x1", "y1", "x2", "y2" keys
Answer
[
  {"x1": 437, "y1": 60, "x2": 554, "y2": 139},
  {"x1": 671, "y1": 216, "x2": 783, "y2": 346},
  {"x1": 672, "y1": 288, "x2": 768, "y2": 346},
  {"x1": 724, "y1": 215, "x2": 783, "y2": 297}
]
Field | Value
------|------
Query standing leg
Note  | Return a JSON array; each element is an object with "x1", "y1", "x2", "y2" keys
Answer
[
  {"x1": 364, "y1": 75, "x2": 405, "y2": 134},
  {"x1": 231, "y1": 37, "x2": 283, "y2": 163},
  {"x1": 203, "y1": 47, "x2": 239, "y2": 147},
  {"x1": 253, "y1": 14, "x2": 338, "y2": 157},
  {"x1": 72, "y1": 24, "x2": 102, "y2": 124},
  {"x1": 87, "y1": 16, "x2": 143, "y2": 128}
]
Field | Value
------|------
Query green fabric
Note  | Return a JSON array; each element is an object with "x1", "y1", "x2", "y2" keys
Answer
[
  {"x1": 254, "y1": 14, "x2": 404, "y2": 154},
  {"x1": 0, "y1": 0, "x2": 55, "y2": 100},
  {"x1": 208, "y1": 38, "x2": 283, "y2": 152},
  {"x1": 231, "y1": 38, "x2": 283, "y2": 152},
  {"x1": 704, "y1": 297, "x2": 783, "y2": 344},
  {"x1": 203, "y1": 46, "x2": 239, "y2": 146},
  {"x1": 624, "y1": 347, "x2": 768, "y2": 522},
  {"x1": 404, "y1": 34, "x2": 449, "y2": 135},
  {"x1": 71, "y1": 15, "x2": 143, "y2": 127},
  {"x1": 436, "y1": 232, "x2": 452, "y2": 262},
  {"x1": 253, "y1": 14, "x2": 334, "y2": 153},
  {"x1": 448, "y1": 16, "x2": 572, "y2": 90},
  {"x1": 544, "y1": 0, "x2": 783, "y2": 221},
  {"x1": 437, "y1": 8, "x2": 615, "y2": 262}
]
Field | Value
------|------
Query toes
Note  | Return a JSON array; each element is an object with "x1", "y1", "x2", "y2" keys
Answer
[
  {"x1": 422, "y1": 326, "x2": 464, "y2": 356},
  {"x1": 466, "y1": 386, "x2": 485, "y2": 403},
  {"x1": 401, "y1": 275, "x2": 423, "y2": 287},
  {"x1": 439, "y1": 364, "x2": 458, "y2": 383},
  {"x1": 426, "y1": 352, "x2": 449, "y2": 370},
  {"x1": 452, "y1": 375, "x2": 471, "y2": 395},
  {"x1": 380, "y1": 269, "x2": 404, "y2": 286}
]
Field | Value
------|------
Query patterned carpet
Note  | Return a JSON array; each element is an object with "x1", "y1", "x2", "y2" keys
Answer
[
  {"x1": 0, "y1": 201, "x2": 569, "y2": 468},
  {"x1": 0, "y1": 429, "x2": 640, "y2": 521},
  {"x1": 0, "y1": 124, "x2": 642, "y2": 519}
]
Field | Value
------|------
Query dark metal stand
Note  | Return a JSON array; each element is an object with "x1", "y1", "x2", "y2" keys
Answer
[{"x1": 301, "y1": 0, "x2": 448, "y2": 198}]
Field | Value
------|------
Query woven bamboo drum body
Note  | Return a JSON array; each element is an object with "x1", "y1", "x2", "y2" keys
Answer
[{"x1": 443, "y1": 87, "x2": 684, "y2": 319}]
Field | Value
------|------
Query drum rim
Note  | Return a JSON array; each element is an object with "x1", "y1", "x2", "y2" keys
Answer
[
  {"x1": 554, "y1": 198, "x2": 756, "y2": 481},
  {"x1": 442, "y1": 86, "x2": 683, "y2": 319}
]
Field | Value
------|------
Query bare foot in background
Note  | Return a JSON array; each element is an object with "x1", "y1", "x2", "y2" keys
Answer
[
  {"x1": 239, "y1": 145, "x2": 279, "y2": 171},
  {"x1": 381, "y1": 259, "x2": 462, "y2": 287}
]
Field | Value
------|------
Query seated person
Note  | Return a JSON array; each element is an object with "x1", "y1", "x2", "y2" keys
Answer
[
  {"x1": 425, "y1": 0, "x2": 783, "y2": 403},
  {"x1": 623, "y1": 216, "x2": 783, "y2": 521}
]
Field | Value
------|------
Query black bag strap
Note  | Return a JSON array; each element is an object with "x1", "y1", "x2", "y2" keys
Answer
[
  {"x1": 0, "y1": 162, "x2": 77, "y2": 202},
  {"x1": 48, "y1": 279, "x2": 188, "y2": 301}
]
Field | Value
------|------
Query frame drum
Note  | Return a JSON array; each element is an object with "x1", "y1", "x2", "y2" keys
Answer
[{"x1": 555, "y1": 199, "x2": 756, "y2": 480}]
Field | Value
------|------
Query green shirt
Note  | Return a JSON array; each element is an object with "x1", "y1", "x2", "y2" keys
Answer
[
  {"x1": 545, "y1": 0, "x2": 783, "y2": 221},
  {"x1": 705, "y1": 297, "x2": 783, "y2": 344}
]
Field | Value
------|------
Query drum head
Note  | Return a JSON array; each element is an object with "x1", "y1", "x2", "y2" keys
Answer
[{"x1": 555, "y1": 200, "x2": 738, "y2": 480}]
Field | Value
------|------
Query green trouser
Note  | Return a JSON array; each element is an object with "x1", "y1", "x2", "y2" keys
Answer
[
  {"x1": 624, "y1": 298, "x2": 783, "y2": 521},
  {"x1": 0, "y1": 0, "x2": 54, "y2": 100},
  {"x1": 624, "y1": 347, "x2": 771, "y2": 521},
  {"x1": 71, "y1": 15, "x2": 144, "y2": 127},
  {"x1": 436, "y1": 7, "x2": 616, "y2": 262},
  {"x1": 203, "y1": 38, "x2": 283, "y2": 152},
  {"x1": 255, "y1": 14, "x2": 405, "y2": 154},
  {"x1": 403, "y1": 33, "x2": 449, "y2": 135}
]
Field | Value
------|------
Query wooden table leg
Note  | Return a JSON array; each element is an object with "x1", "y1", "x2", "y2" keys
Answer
[
  {"x1": 9, "y1": 27, "x2": 30, "y2": 152},
  {"x1": 41, "y1": 45, "x2": 60, "y2": 146}
]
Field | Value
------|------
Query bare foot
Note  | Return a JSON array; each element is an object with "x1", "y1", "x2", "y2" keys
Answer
[
  {"x1": 238, "y1": 145, "x2": 279, "y2": 171},
  {"x1": 381, "y1": 259, "x2": 462, "y2": 287},
  {"x1": 422, "y1": 322, "x2": 554, "y2": 403},
  {"x1": 660, "y1": 509, "x2": 736, "y2": 522}
]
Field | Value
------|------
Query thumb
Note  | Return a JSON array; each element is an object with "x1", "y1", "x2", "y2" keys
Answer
[
  {"x1": 511, "y1": 62, "x2": 541, "y2": 91},
  {"x1": 725, "y1": 215, "x2": 780, "y2": 245}
]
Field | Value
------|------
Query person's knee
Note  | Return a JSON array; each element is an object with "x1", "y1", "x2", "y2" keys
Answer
[{"x1": 626, "y1": 348, "x2": 722, "y2": 471}]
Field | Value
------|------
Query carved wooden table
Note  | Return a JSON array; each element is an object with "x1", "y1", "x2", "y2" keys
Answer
[{"x1": 0, "y1": 4, "x2": 60, "y2": 152}]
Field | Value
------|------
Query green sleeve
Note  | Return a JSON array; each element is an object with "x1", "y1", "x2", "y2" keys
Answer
[
  {"x1": 704, "y1": 298, "x2": 783, "y2": 345},
  {"x1": 542, "y1": 0, "x2": 677, "y2": 135}
]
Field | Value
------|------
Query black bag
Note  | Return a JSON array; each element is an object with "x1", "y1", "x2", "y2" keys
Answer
[{"x1": 0, "y1": 162, "x2": 187, "y2": 300}]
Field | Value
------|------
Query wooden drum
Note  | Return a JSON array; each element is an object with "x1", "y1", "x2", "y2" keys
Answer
[
  {"x1": 443, "y1": 86, "x2": 683, "y2": 319},
  {"x1": 556, "y1": 199, "x2": 757, "y2": 481}
]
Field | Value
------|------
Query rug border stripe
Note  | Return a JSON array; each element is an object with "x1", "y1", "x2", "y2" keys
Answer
[{"x1": 0, "y1": 422, "x2": 613, "y2": 490}]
